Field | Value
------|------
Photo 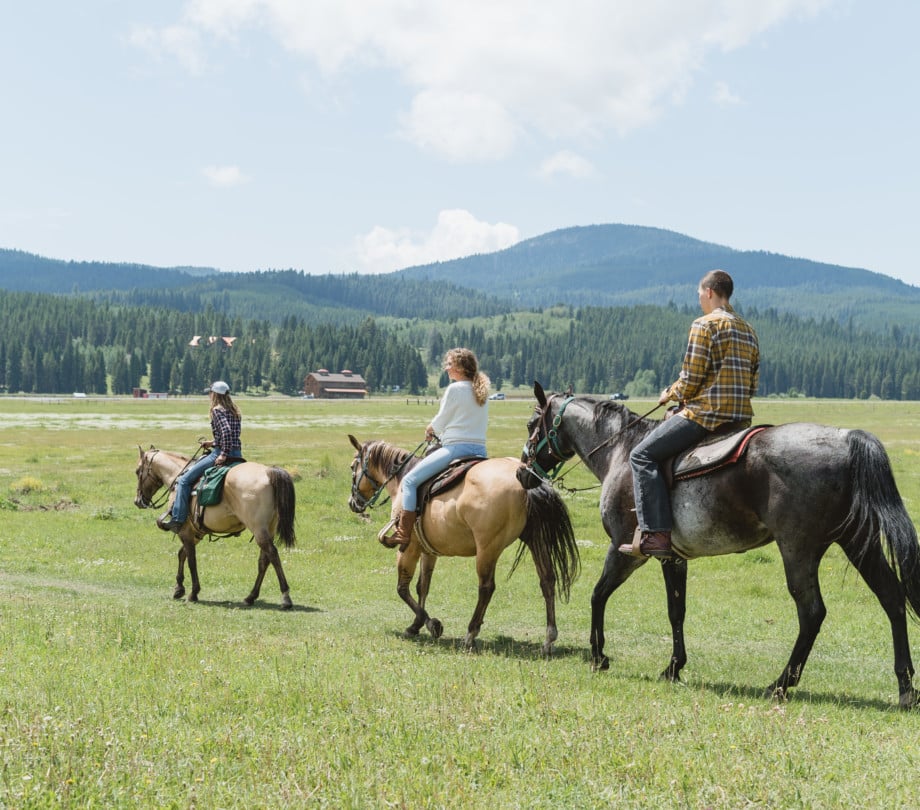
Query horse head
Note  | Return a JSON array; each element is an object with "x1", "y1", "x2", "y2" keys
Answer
[
  {"x1": 348, "y1": 435, "x2": 386, "y2": 513},
  {"x1": 518, "y1": 382, "x2": 577, "y2": 488},
  {"x1": 134, "y1": 446, "x2": 166, "y2": 509}
]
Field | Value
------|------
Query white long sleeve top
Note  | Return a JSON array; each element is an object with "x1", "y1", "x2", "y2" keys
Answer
[{"x1": 429, "y1": 380, "x2": 488, "y2": 445}]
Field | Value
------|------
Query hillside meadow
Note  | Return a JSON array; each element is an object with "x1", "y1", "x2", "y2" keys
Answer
[{"x1": 1, "y1": 394, "x2": 919, "y2": 808}]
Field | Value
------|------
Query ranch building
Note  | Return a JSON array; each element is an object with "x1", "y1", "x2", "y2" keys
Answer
[{"x1": 303, "y1": 369, "x2": 367, "y2": 399}]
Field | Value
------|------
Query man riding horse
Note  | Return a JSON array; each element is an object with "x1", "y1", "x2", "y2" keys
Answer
[{"x1": 623, "y1": 269, "x2": 760, "y2": 560}]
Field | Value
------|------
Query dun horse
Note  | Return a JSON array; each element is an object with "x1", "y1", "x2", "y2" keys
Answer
[
  {"x1": 521, "y1": 382, "x2": 920, "y2": 708},
  {"x1": 348, "y1": 435, "x2": 580, "y2": 654},
  {"x1": 135, "y1": 447, "x2": 297, "y2": 609}
]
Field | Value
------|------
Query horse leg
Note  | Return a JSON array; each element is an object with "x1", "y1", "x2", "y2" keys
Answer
[
  {"x1": 395, "y1": 548, "x2": 440, "y2": 638},
  {"x1": 408, "y1": 554, "x2": 442, "y2": 638},
  {"x1": 245, "y1": 535, "x2": 293, "y2": 610},
  {"x1": 532, "y1": 551, "x2": 559, "y2": 658},
  {"x1": 840, "y1": 541, "x2": 918, "y2": 709},
  {"x1": 659, "y1": 557, "x2": 688, "y2": 682},
  {"x1": 766, "y1": 550, "x2": 827, "y2": 700},
  {"x1": 463, "y1": 557, "x2": 498, "y2": 651},
  {"x1": 174, "y1": 545, "x2": 187, "y2": 600},
  {"x1": 184, "y1": 539, "x2": 201, "y2": 603},
  {"x1": 590, "y1": 541, "x2": 644, "y2": 671}
]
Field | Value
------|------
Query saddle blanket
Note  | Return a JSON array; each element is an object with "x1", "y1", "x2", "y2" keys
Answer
[
  {"x1": 672, "y1": 426, "x2": 769, "y2": 481},
  {"x1": 194, "y1": 460, "x2": 244, "y2": 506}
]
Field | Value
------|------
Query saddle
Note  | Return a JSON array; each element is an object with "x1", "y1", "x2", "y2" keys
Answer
[
  {"x1": 666, "y1": 425, "x2": 769, "y2": 486},
  {"x1": 417, "y1": 456, "x2": 487, "y2": 510},
  {"x1": 193, "y1": 459, "x2": 245, "y2": 507}
]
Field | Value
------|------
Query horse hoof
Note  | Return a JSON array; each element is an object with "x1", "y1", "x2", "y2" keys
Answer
[
  {"x1": 427, "y1": 618, "x2": 443, "y2": 639},
  {"x1": 188, "y1": 594, "x2": 199, "y2": 603},
  {"x1": 173, "y1": 587, "x2": 185, "y2": 600},
  {"x1": 280, "y1": 593, "x2": 293, "y2": 610},
  {"x1": 243, "y1": 595, "x2": 256, "y2": 606},
  {"x1": 898, "y1": 689, "x2": 919, "y2": 710},
  {"x1": 403, "y1": 626, "x2": 421, "y2": 638},
  {"x1": 591, "y1": 656, "x2": 610, "y2": 672},
  {"x1": 765, "y1": 685, "x2": 788, "y2": 702}
]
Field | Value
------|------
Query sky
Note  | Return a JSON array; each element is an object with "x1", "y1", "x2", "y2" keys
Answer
[{"x1": 2, "y1": 1, "x2": 919, "y2": 285}]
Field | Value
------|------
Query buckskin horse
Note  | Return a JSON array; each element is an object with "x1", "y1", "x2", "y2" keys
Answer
[
  {"x1": 521, "y1": 382, "x2": 920, "y2": 708},
  {"x1": 134, "y1": 447, "x2": 297, "y2": 609},
  {"x1": 347, "y1": 434, "x2": 580, "y2": 655}
]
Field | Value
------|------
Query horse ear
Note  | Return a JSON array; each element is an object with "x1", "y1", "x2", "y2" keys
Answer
[
  {"x1": 564, "y1": 385, "x2": 574, "y2": 397},
  {"x1": 533, "y1": 381, "x2": 547, "y2": 407},
  {"x1": 348, "y1": 434, "x2": 362, "y2": 451},
  {"x1": 138, "y1": 445, "x2": 144, "y2": 459}
]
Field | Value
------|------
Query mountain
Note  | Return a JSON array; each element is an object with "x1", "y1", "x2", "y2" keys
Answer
[
  {"x1": 0, "y1": 248, "x2": 217, "y2": 293},
  {"x1": 3, "y1": 224, "x2": 919, "y2": 331},
  {"x1": 395, "y1": 224, "x2": 920, "y2": 326}
]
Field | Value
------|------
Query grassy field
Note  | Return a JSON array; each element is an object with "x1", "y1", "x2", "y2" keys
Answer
[{"x1": 1, "y1": 394, "x2": 919, "y2": 808}]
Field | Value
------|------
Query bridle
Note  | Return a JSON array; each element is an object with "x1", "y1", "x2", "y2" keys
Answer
[
  {"x1": 136, "y1": 447, "x2": 203, "y2": 509},
  {"x1": 136, "y1": 449, "x2": 172, "y2": 509},
  {"x1": 523, "y1": 394, "x2": 577, "y2": 481},
  {"x1": 349, "y1": 440, "x2": 428, "y2": 512},
  {"x1": 522, "y1": 394, "x2": 662, "y2": 490},
  {"x1": 350, "y1": 449, "x2": 390, "y2": 512}
]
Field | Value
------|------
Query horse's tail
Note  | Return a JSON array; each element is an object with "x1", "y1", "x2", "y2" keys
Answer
[
  {"x1": 511, "y1": 482, "x2": 580, "y2": 601},
  {"x1": 269, "y1": 467, "x2": 297, "y2": 548},
  {"x1": 841, "y1": 429, "x2": 920, "y2": 619}
]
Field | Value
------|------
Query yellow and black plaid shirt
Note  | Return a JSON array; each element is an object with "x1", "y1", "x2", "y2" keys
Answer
[{"x1": 667, "y1": 304, "x2": 760, "y2": 431}]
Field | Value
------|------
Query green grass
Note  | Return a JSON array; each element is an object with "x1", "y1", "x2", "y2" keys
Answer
[{"x1": 1, "y1": 395, "x2": 919, "y2": 808}]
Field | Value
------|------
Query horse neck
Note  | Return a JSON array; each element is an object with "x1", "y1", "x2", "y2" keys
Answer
[
  {"x1": 565, "y1": 399, "x2": 641, "y2": 477},
  {"x1": 153, "y1": 451, "x2": 189, "y2": 486},
  {"x1": 368, "y1": 442, "x2": 414, "y2": 497}
]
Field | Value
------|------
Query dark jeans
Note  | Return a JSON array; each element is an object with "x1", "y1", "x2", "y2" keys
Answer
[{"x1": 630, "y1": 415, "x2": 708, "y2": 533}]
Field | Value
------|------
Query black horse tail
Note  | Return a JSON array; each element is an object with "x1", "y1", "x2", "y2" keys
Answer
[
  {"x1": 510, "y1": 482, "x2": 580, "y2": 602},
  {"x1": 269, "y1": 467, "x2": 297, "y2": 548},
  {"x1": 841, "y1": 429, "x2": 920, "y2": 620}
]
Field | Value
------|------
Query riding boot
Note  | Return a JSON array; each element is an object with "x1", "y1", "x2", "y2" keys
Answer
[
  {"x1": 392, "y1": 509, "x2": 417, "y2": 550},
  {"x1": 618, "y1": 529, "x2": 674, "y2": 560}
]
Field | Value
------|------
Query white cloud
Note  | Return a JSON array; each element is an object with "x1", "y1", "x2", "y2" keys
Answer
[
  {"x1": 153, "y1": 0, "x2": 833, "y2": 160},
  {"x1": 712, "y1": 80, "x2": 743, "y2": 105},
  {"x1": 538, "y1": 150, "x2": 597, "y2": 180},
  {"x1": 128, "y1": 24, "x2": 207, "y2": 75},
  {"x1": 355, "y1": 209, "x2": 520, "y2": 274},
  {"x1": 202, "y1": 165, "x2": 249, "y2": 187}
]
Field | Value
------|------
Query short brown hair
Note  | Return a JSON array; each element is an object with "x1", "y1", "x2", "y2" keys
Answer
[{"x1": 700, "y1": 269, "x2": 734, "y2": 299}]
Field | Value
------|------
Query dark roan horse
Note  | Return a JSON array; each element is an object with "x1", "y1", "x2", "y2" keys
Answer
[
  {"x1": 135, "y1": 447, "x2": 297, "y2": 609},
  {"x1": 348, "y1": 434, "x2": 580, "y2": 654},
  {"x1": 521, "y1": 382, "x2": 920, "y2": 708}
]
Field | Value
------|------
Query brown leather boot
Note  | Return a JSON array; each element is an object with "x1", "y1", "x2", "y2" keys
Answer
[
  {"x1": 618, "y1": 529, "x2": 673, "y2": 559},
  {"x1": 392, "y1": 509, "x2": 417, "y2": 550}
]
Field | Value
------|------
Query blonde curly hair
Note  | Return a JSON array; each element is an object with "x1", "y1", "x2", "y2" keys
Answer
[{"x1": 445, "y1": 347, "x2": 490, "y2": 406}]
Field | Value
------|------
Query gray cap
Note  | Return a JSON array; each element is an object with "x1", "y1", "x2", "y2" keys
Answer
[{"x1": 210, "y1": 381, "x2": 230, "y2": 395}]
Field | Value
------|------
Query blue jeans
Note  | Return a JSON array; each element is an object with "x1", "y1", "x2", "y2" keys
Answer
[
  {"x1": 171, "y1": 449, "x2": 220, "y2": 523},
  {"x1": 400, "y1": 442, "x2": 486, "y2": 512},
  {"x1": 630, "y1": 416, "x2": 708, "y2": 533}
]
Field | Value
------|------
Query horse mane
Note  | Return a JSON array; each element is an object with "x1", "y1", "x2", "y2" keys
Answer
[
  {"x1": 366, "y1": 440, "x2": 417, "y2": 480},
  {"x1": 593, "y1": 399, "x2": 655, "y2": 439}
]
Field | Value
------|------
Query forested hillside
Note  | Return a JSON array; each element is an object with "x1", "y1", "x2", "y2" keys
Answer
[
  {"x1": 5, "y1": 224, "x2": 920, "y2": 333},
  {"x1": 3, "y1": 289, "x2": 918, "y2": 400},
  {"x1": 397, "y1": 224, "x2": 920, "y2": 332},
  {"x1": 0, "y1": 291, "x2": 426, "y2": 396}
]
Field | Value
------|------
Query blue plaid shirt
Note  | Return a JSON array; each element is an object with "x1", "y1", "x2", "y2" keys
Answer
[{"x1": 210, "y1": 406, "x2": 242, "y2": 455}]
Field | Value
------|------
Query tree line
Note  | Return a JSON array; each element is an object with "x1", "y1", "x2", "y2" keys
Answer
[{"x1": 2, "y1": 289, "x2": 920, "y2": 400}]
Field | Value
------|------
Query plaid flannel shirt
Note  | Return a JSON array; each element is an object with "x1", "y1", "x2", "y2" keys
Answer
[
  {"x1": 210, "y1": 405, "x2": 242, "y2": 455},
  {"x1": 667, "y1": 304, "x2": 760, "y2": 431}
]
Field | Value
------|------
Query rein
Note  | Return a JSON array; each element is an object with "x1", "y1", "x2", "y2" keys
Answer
[
  {"x1": 352, "y1": 440, "x2": 428, "y2": 511},
  {"x1": 140, "y1": 445, "x2": 205, "y2": 509},
  {"x1": 524, "y1": 397, "x2": 663, "y2": 492}
]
